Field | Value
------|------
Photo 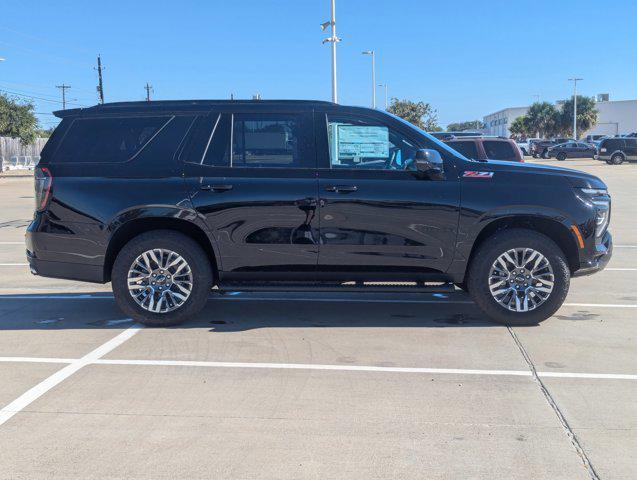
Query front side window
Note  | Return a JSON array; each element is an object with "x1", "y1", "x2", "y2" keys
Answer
[
  {"x1": 54, "y1": 116, "x2": 170, "y2": 163},
  {"x1": 232, "y1": 115, "x2": 306, "y2": 168},
  {"x1": 327, "y1": 115, "x2": 418, "y2": 170}
]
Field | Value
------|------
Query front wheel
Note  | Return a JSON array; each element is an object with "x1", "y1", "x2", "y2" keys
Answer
[
  {"x1": 467, "y1": 229, "x2": 570, "y2": 325},
  {"x1": 556, "y1": 152, "x2": 567, "y2": 161},
  {"x1": 112, "y1": 230, "x2": 213, "y2": 327}
]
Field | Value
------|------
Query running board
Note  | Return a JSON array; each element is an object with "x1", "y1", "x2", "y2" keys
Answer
[{"x1": 215, "y1": 281, "x2": 456, "y2": 294}]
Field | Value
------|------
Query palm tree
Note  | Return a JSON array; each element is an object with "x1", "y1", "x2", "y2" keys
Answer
[
  {"x1": 558, "y1": 96, "x2": 598, "y2": 139},
  {"x1": 525, "y1": 102, "x2": 560, "y2": 138}
]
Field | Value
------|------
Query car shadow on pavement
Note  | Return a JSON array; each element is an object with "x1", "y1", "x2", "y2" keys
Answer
[{"x1": 0, "y1": 292, "x2": 505, "y2": 331}]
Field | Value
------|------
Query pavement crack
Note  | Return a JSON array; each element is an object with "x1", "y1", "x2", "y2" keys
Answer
[{"x1": 507, "y1": 326, "x2": 600, "y2": 480}]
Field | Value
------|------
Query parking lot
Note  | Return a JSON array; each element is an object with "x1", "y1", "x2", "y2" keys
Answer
[{"x1": 0, "y1": 158, "x2": 635, "y2": 479}]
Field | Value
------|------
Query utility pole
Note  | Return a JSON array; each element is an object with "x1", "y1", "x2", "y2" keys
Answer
[
  {"x1": 362, "y1": 50, "x2": 376, "y2": 108},
  {"x1": 96, "y1": 54, "x2": 105, "y2": 104},
  {"x1": 321, "y1": 0, "x2": 340, "y2": 103},
  {"x1": 568, "y1": 78, "x2": 583, "y2": 139},
  {"x1": 144, "y1": 82, "x2": 153, "y2": 101},
  {"x1": 55, "y1": 84, "x2": 71, "y2": 110}
]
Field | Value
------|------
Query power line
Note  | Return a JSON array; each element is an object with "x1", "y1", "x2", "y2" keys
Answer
[
  {"x1": 55, "y1": 84, "x2": 71, "y2": 110},
  {"x1": 0, "y1": 88, "x2": 87, "y2": 107}
]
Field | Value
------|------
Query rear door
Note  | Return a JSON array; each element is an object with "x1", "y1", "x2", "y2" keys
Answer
[
  {"x1": 314, "y1": 109, "x2": 460, "y2": 279},
  {"x1": 183, "y1": 109, "x2": 319, "y2": 279},
  {"x1": 625, "y1": 138, "x2": 637, "y2": 160}
]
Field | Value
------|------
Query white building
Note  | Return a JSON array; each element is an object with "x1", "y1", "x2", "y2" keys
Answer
[{"x1": 483, "y1": 97, "x2": 637, "y2": 138}]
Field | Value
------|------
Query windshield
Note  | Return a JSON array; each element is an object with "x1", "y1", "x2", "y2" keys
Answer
[{"x1": 383, "y1": 111, "x2": 471, "y2": 161}]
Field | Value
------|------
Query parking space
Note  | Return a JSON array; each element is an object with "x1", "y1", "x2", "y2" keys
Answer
[{"x1": 0, "y1": 160, "x2": 635, "y2": 479}]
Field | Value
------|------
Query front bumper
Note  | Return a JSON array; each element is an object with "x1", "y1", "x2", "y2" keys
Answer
[{"x1": 572, "y1": 231, "x2": 613, "y2": 277}]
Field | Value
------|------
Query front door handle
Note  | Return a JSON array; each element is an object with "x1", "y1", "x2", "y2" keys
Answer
[
  {"x1": 201, "y1": 184, "x2": 233, "y2": 192},
  {"x1": 324, "y1": 185, "x2": 358, "y2": 193}
]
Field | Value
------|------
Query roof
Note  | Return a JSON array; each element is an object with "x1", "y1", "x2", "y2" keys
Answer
[{"x1": 54, "y1": 99, "x2": 337, "y2": 118}]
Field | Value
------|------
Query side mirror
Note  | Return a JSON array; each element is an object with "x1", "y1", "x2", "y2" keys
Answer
[{"x1": 415, "y1": 149, "x2": 445, "y2": 179}]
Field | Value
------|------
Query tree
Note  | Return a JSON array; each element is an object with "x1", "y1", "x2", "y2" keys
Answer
[
  {"x1": 447, "y1": 120, "x2": 485, "y2": 132},
  {"x1": 509, "y1": 115, "x2": 529, "y2": 139},
  {"x1": 388, "y1": 98, "x2": 441, "y2": 131},
  {"x1": 557, "y1": 95, "x2": 598, "y2": 138},
  {"x1": 524, "y1": 102, "x2": 560, "y2": 138},
  {"x1": 0, "y1": 93, "x2": 38, "y2": 145}
]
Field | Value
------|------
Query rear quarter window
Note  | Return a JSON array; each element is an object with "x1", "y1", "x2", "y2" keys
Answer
[
  {"x1": 483, "y1": 140, "x2": 517, "y2": 161},
  {"x1": 601, "y1": 139, "x2": 625, "y2": 150},
  {"x1": 53, "y1": 116, "x2": 171, "y2": 163},
  {"x1": 445, "y1": 141, "x2": 479, "y2": 159}
]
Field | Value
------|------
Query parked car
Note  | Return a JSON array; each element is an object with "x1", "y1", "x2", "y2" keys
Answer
[
  {"x1": 597, "y1": 136, "x2": 637, "y2": 164},
  {"x1": 585, "y1": 134, "x2": 608, "y2": 144},
  {"x1": 429, "y1": 131, "x2": 484, "y2": 141},
  {"x1": 444, "y1": 137, "x2": 523, "y2": 162},
  {"x1": 27, "y1": 100, "x2": 612, "y2": 327},
  {"x1": 516, "y1": 137, "x2": 541, "y2": 156},
  {"x1": 530, "y1": 138, "x2": 575, "y2": 158},
  {"x1": 547, "y1": 142, "x2": 597, "y2": 160}
]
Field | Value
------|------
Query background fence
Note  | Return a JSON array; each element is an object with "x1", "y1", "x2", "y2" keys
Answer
[{"x1": 0, "y1": 136, "x2": 48, "y2": 161}]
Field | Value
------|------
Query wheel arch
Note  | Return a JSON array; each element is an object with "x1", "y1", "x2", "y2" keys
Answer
[
  {"x1": 103, "y1": 216, "x2": 218, "y2": 282},
  {"x1": 466, "y1": 215, "x2": 580, "y2": 279}
]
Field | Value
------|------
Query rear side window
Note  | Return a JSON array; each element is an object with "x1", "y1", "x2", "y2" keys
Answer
[
  {"x1": 54, "y1": 116, "x2": 170, "y2": 163},
  {"x1": 483, "y1": 140, "x2": 517, "y2": 161},
  {"x1": 232, "y1": 114, "x2": 309, "y2": 168},
  {"x1": 601, "y1": 138, "x2": 625, "y2": 150},
  {"x1": 446, "y1": 141, "x2": 479, "y2": 159},
  {"x1": 180, "y1": 114, "x2": 231, "y2": 166}
]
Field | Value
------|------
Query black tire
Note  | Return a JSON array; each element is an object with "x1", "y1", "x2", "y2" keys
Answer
[
  {"x1": 541, "y1": 149, "x2": 550, "y2": 159},
  {"x1": 112, "y1": 230, "x2": 213, "y2": 327},
  {"x1": 532, "y1": 153, "x2": 539, "y2": 159},
  {"x1": 467, "y1": 229, "x2": 570, "y2": 326},
  {"x1": 556, "y1": 152, "x2": 567, "y2": 161},
  {"x1": 610, "y1": 152, "x2": 625, "y2": 165}
]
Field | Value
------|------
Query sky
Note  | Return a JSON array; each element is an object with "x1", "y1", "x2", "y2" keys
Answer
[{"x1": 1, "y1": 0, "x2": 636, "y2": 130}]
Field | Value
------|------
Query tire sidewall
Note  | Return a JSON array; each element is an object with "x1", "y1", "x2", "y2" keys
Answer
[
  {"x1": 611, "y1": 153, "x2": 624, "y2": 165},
  {"x1": 468, "y1": 230, "x2": 570, "y2": 325},
  {"x1": 112, "y1": 231, "x2": 212, "y2": 326}
]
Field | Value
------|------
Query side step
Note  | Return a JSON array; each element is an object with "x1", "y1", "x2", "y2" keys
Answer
[{"x1": 215, "y1": 281, "x2": 456, "y2": 294}]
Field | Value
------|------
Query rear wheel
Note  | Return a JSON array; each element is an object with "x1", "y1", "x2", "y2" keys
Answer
[
  {"x1": 610, "y1": 152, "x2": 625, "y2": 165},
  {"x1": 112, "y1": 230, "x2": 213, "y2": 327},
  {"x1": 556, "y1": 152, "x2": 567, "y2": 161},
  {"x1": 467, "y1": 229, "x2": 569, "y2": 325}
]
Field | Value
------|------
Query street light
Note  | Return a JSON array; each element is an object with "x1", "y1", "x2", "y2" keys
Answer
[
  {"x1": 362, "y1": 50, "x2": 376, "y2": 108},
  {"x1": 321, "y1": 0, "x2": 340, "y2": 103},
  {"x1": 568, "y1": 77, "x2": 583, "y2": 139},
  {"x1": 378, "y1": 83, "x2": 388, "y2": 110}
]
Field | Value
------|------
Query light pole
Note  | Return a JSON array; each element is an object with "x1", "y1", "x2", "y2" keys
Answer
[
  {"x1": 568, "y1": 77, "x2": 583, "y2": 139},
  {"x1": 378, "y1": 83, "x2": 388, "y2": 110},
  {"x1": 321, "y1": 0, "x2": 340, "y2": 103},
  {"x1": 362, "y1": 50, "x2": 376, "y2": 108}
]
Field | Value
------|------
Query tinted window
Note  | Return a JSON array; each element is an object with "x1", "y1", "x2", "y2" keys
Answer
[
  {"x1": 181, "y1": 114, "x2": 231, "y2": 166},
  {"x1": 600, "y1": 138, "x2": 625, "y2": 150},
  {"x1": 626, "y1": 138, "x2": 637, "y2": 147},
  {"x1": 327, "y1": 115, "x2": 418, "y2": 170},
  {"x1": 232, "y1": 114, "x2": 309, "y2": 168},
  {"x1": 483, "y1": 140, "x2": 517, "y2": 161},
  {"x1": 446, "y1": 141, "x2": 479, "y2": 159},
  {"x1": 54, "y1": 116, "x2": 169, "y2": 163}
]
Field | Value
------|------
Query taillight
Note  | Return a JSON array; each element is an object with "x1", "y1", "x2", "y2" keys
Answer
[{"x1": 34, "y1": 167, "x2": 52, "y2": 211}]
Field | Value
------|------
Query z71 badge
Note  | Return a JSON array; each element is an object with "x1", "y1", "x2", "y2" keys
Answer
[{"x1": 463, "y1": 171, "x2": 494, "y2": 178}]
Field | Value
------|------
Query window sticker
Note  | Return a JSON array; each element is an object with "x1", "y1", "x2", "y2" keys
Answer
[{"x1": 336, "y1": 125, "x2": 389, "y2": 159}]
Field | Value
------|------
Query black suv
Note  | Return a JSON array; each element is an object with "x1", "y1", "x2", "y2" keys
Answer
[
  {"x1": 597, "y1": 137, "x2": 637, "y2": 164},
  {"x1": 27, "y1": 100, "x2": 613, "y2": 327}
]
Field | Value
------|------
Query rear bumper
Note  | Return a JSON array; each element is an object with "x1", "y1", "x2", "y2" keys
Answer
[
  {"x1": 26, "y1": 252, "x2": 106, "y2": 283},
  {"x1": 26, "y1": 219, "x2": 107, "y2": 283},
  {"x1": 572, "y1": 231, "x2": 613, "y2": 277}
]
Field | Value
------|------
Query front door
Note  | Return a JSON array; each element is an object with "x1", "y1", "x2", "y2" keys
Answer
[
  {"x1": 314, "y1": 110, "x2": 460, "y2": 280},
  {"x1": 183, "y1": 111, "x2": 319, "y2": 280}
]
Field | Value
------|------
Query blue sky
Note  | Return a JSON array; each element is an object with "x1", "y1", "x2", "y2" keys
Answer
[{"x1": 1, "y1": 0, "x2": 635, "y2": 129}]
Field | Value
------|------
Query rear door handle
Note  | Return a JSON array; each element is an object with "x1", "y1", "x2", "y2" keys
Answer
[
  {"x1": 324, "y1": 185, "x2": 358, "y2": 193},
  {"x1": 201, "y1": 184, "x2": 233, "y2": 192}
]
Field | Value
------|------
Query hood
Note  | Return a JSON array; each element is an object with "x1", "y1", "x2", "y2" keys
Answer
[{"x1": 480, "y1": 159, "x2": 607, "y2": 189}]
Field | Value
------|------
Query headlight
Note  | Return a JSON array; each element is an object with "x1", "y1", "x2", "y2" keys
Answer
[{"x1": 579, "y1": 188, "x2": 611, "y2": 237}]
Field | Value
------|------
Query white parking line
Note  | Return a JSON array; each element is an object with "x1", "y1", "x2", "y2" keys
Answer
[
  {"x1": 0, "y1": 323, "x2": 141, "y2": 427},
  {"x1": 615, "y1": 245, "x2": 637, "y2": 248},
  {"x1": 0, "y1": 263, "x2": 28, "y2": 266},
  {"x1": 0, "y1": 355, "x2": 635, "y2": 381},
  {"x1": 0, "y1": 242, "x2": 23, "y2": 245},
  {"x1": 605, "y1": 268, "x2": 637, "y2": 271}
]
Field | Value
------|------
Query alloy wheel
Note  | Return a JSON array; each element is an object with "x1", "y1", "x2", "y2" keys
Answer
[
  {"x1": 488, "y1": 248, "x2": 554, "y2": 312},
  {"x1": 127, "y1": 248, "x2": 193, "y2": 313}
]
